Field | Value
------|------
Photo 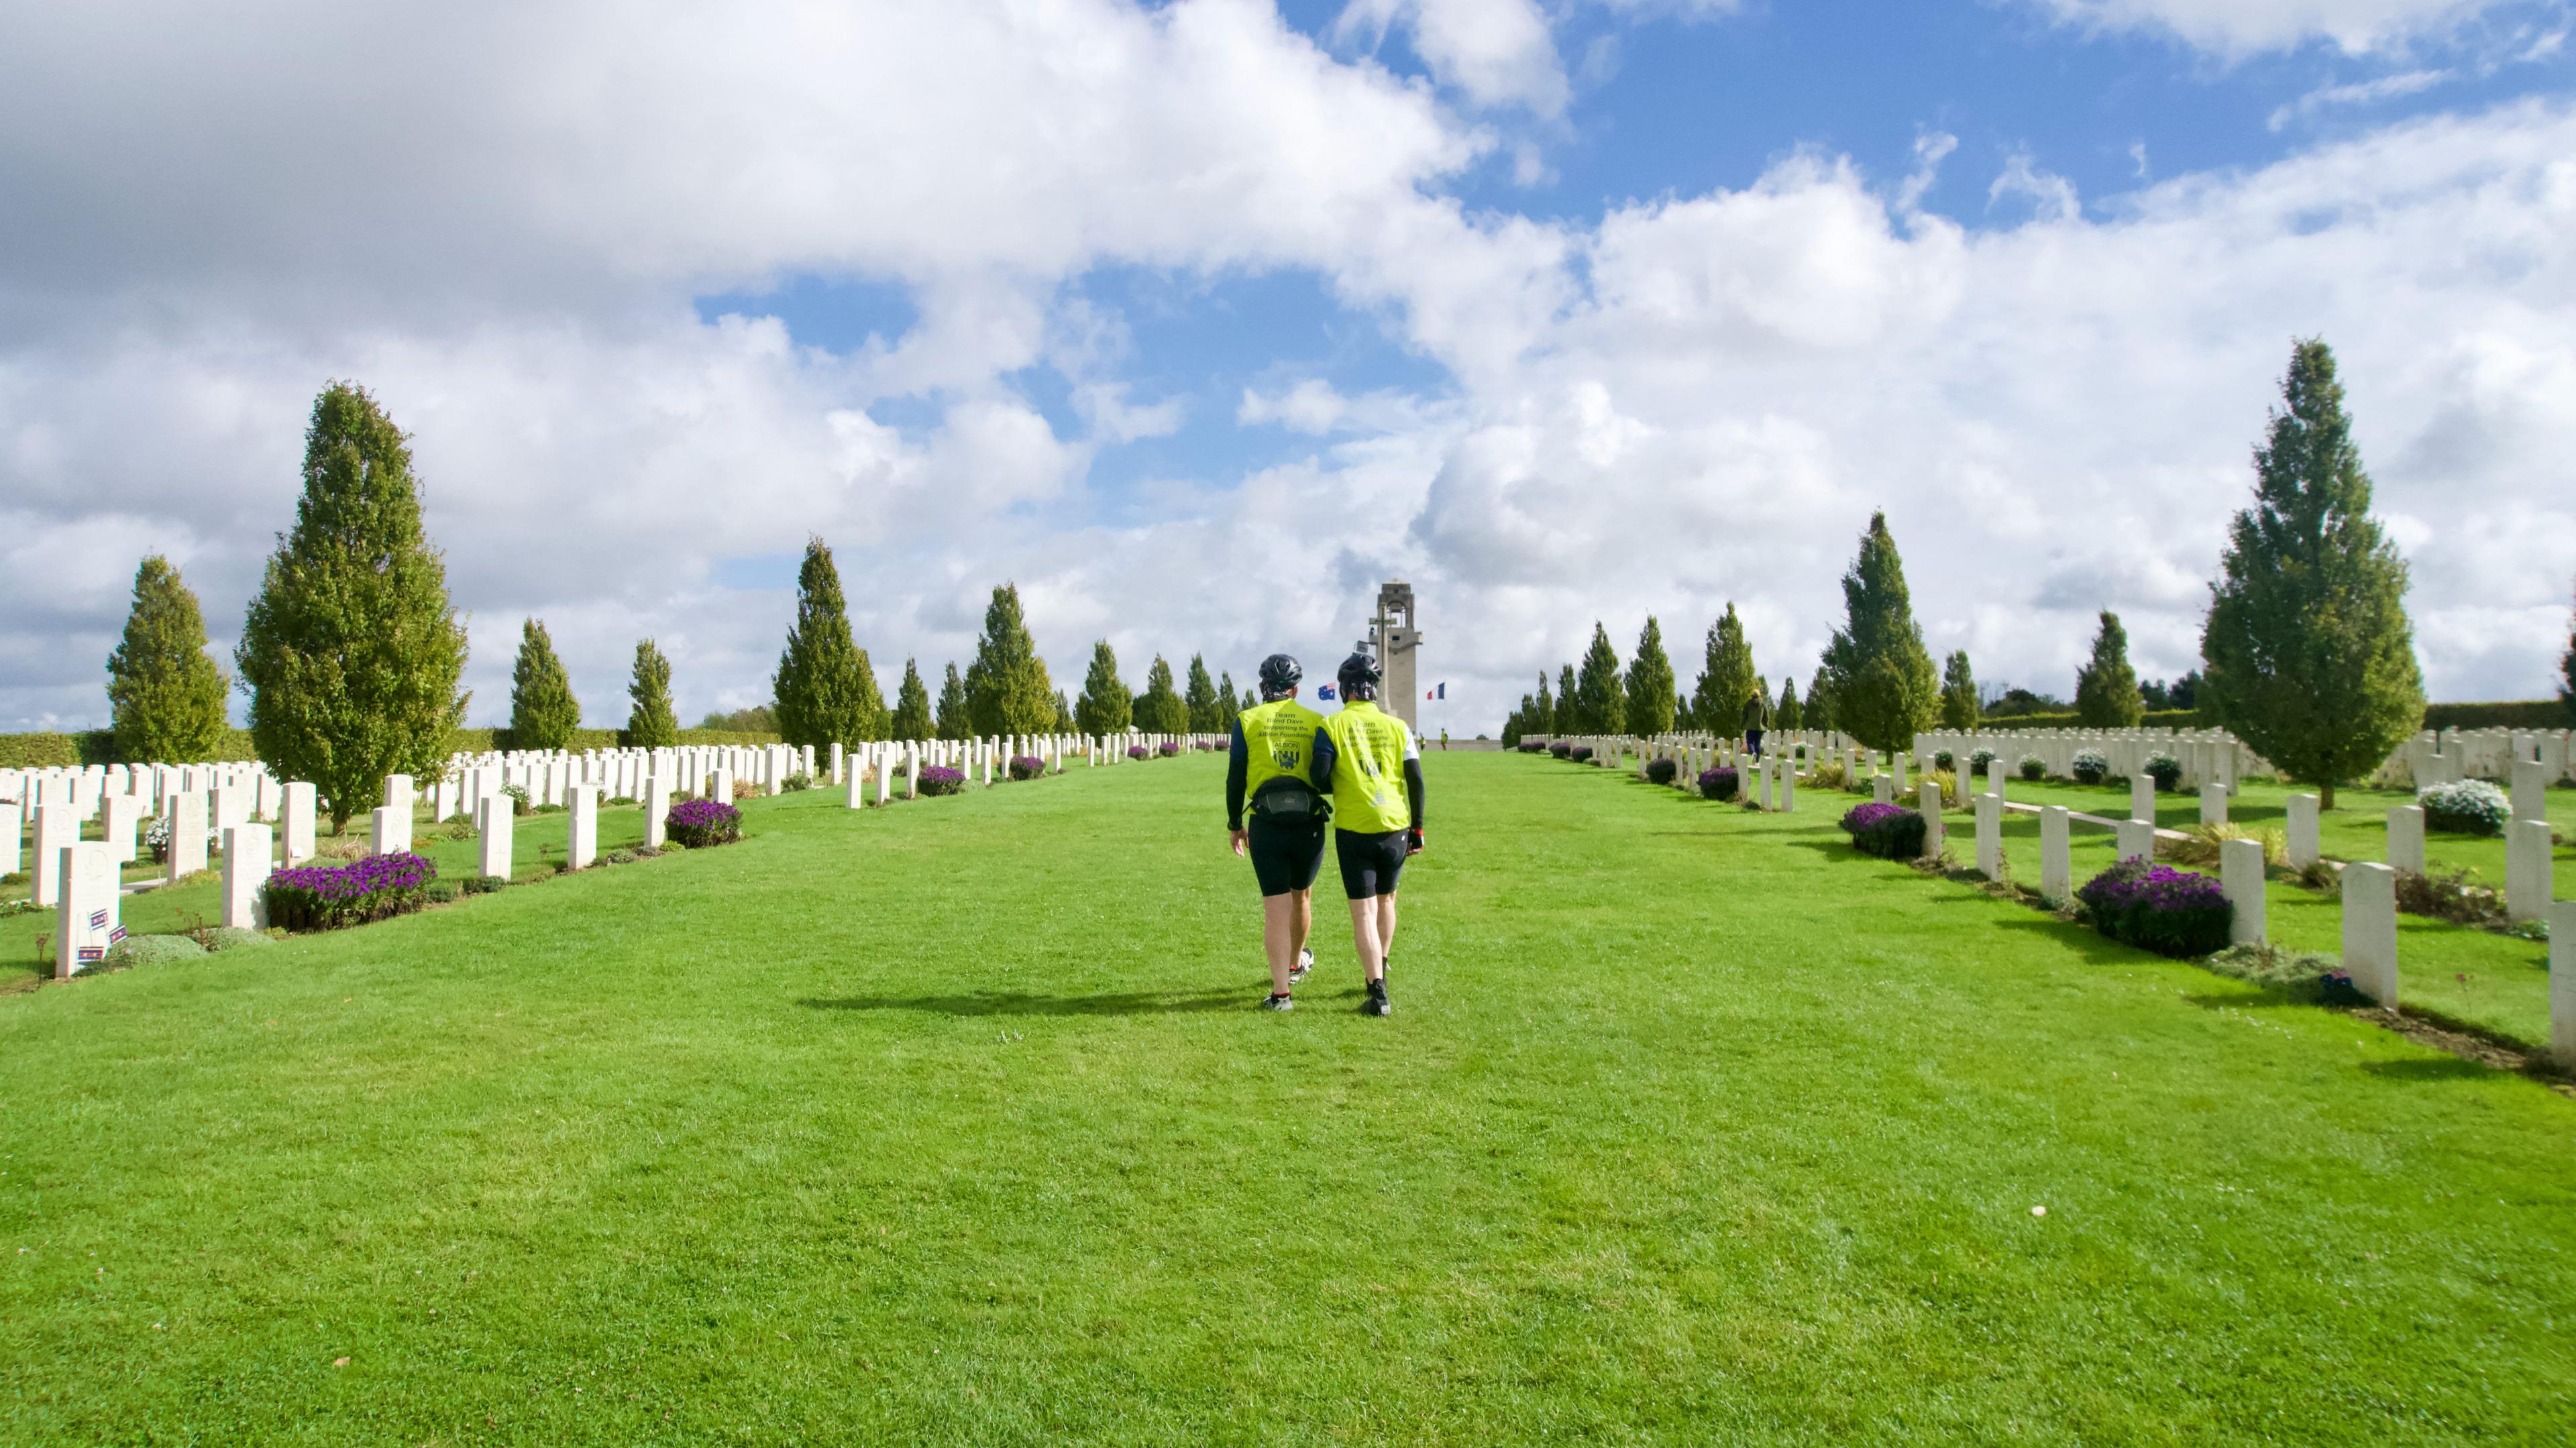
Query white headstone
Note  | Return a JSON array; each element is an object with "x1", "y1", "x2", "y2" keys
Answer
[
  {"x1": 1917, "y1": 781, "x2": 1945, "y2": 860},
  {"x1": 1778, "y1": 759, "x2": 1795, "y2": 812},
  {"x1": 478, "y1": 795, "x2": 513, "y2": 879},
  {"x1": 54, "y1": 840, "x2": 121, "y2": 978},
  {"x1": 102, "y1": 793, "x2": 145, "y2": 865},
  {"x1": 1872, "y1": 773, "x2": 1894, "y2": 805},
  {"x1": 2341, "y1": 861, "x2": 2398, "y2": 1007},
  {"x1": 2512, "y1": 759, "x2": 2548, "y2": 822},
  {"x1": 2385, "y1": 805, "x2": 2424, "y2": 875},
  {"x1": 282, "y1": 782, "x2": 317, "y2": 865},
  {"x1": 2506, "y1": 818, "x2": 2553, "y2": 924},
  {"x1": 0, "y1": 799, "x2": 19, "y2": 879},
  {"x1": 166, "y1": 790, "x2": 209, "y2": 882},
  {"x1": 566, "y1": 785, "x2": 598, "y2": 869},
  {"x1": 31, "y1": 803, "x2": 78, "y2": 905},
  {"x1": 1973, "y1": 793, "x2": 2001, "y2": 879},
  {"x1": 2116, "y1": 819, "x2": 2155, "y2": 863},
  {"x1": 2039, "y1": 805, "x2": 2072, "y2": 901},
  {"x1": 223, "y1": 822, "x2": 273, "y2": 929},
  {"x1": 641, "y1": 775, "x2": 669, "y2": 850},
  {"x1": 2198, "y1": 784, "x2": 2228, "y2": 827},
  {"x1": 2129, "y1": 773, "x2": 2157, "y2": 825},
  {"x1": 2220, "y1": 836, "x2": 2266, "y2": 946},
  {"x1": 2284, "y1": 794, "x2": 2320, "y2": 870}
]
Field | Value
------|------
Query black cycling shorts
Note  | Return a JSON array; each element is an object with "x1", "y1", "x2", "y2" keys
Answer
[
  {"x1": 1335, "y1": 828, "x2": 1409, "y2": 901},
  {"x1": 1247, "y1": 818, "x2": 1326, "y2": 897}
]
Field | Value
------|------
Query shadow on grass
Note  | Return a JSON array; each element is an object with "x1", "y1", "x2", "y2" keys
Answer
[
  {"x1": 1988, "y1": 916, "x2": 2137, "y2": 964},
  {"x1": 799, "y1": 987, "x2": 1248, "y2": 1017},
  {"x1": 2359, "y1": 1056, "x2": 2501, "y2": 1082}
]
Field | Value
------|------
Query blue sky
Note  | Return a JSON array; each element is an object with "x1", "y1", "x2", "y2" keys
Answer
[{"x1": 5, "y1": 0, "x2": 2574, "y2": 731}]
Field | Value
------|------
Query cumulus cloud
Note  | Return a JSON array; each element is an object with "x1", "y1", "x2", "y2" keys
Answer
[
  {"x1": 2019, "y1": 0, "x2": 2518, "y2": 56},
  {"x1": 1332, "y1": 0, "x2": 1570, "y2": 113}
]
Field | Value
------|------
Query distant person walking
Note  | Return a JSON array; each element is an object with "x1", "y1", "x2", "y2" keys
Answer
[
  {"x1": 1310, "y1": 653, "x2": 1424, "y2": 1018},
  {"x1": 1228, "y1": 654, "x2": 1328, "y2": 1011},
  {"x1": 1742, "y1": 688, "x2": 1769, "y2": 759}
]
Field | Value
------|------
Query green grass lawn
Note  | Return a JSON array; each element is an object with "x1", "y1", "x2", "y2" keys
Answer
[{"x1": 4, "y1": 754, "x2": 2573, "y2": 1444}]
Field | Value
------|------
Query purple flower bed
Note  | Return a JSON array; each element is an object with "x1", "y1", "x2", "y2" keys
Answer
[
  {"x1": 1645, "y1": 757, "x2": 1678, "y2": 785},
  {"x1": 1839, "y1": 802, "x2": 1927, "y2": 859},
  {"x1": 1569, "y1": 746, "x2": 1594, "y2": 763},
  {"x1": 666, "y1": 797, "x2": 743, "y2": 846},
  {"x1": 918, "y1": 765, "x2": 967, "y2": 797},
  {"x1": 1127, "y1": 745, "x2": 1150, "y2": 761},
  {"x1": 2075, "y1": 858, "x2": 2232, "y2": 958},
  {"x1": 1159, "y1": 742, "x2": 1182, "y2": 757},
  {"x1": 262, "y1": 850, "x2": 437, "y2": 933},
  {"x1": 1517, "y1": 741, "x2": 1546, "y2": 753},
  {"x1": 1548, "y1": 742, "x2": 1572, "y2": 759},
  {"x1": 1008, "y1": 755, "x2": 1046, "y2": 781},
  {"x1": 1698, "y1": 767, "x2": 1739, "y2": 801}
]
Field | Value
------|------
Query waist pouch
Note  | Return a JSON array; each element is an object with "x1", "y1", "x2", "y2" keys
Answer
[{"x1": 1250, "y1": 779, "x2": 1330, "y2": 823}]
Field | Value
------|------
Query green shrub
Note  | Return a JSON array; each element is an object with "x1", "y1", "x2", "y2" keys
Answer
[
  {"x1": 425, "y1": 880, "x2": 462, "y2": 904},
  {"x1": 195, "y1": 926, "x2": 274, "y2": 952},
  {"x1": 107, "y1": 934, "x2": 208, "y2": 969},
  {"x1": 462, "y1": 875, "x2": 505, "y2": 895},
  {"x1": 2204, "y1": 944, "x2": 2353, "y2": 1000},
  {"x1": 2420, "y1": 701, "x2": 2567, "y2": 731},
  {"x1": 2018, "y1": 755, "x2": 2045, "y2": 781},
  {"x1": 602, "y1": 849, "x2": 638, "y2": 865},
  {"x1": 2417, "y1": 779, "x2": 2509, "y2": 836},
  {"x1": 2142, "y1": 752, "x2": 2182, "y2": 791},
  {"x1": 2071, "y1": 749, "x2": 2109, "y2": 785}
]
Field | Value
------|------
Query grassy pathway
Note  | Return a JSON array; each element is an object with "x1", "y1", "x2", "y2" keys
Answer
[{"x1": 3, "y1": 754, "x2": 2572, "y2": 1443}]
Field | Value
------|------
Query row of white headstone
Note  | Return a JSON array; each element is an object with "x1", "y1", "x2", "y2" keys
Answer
[{"x1": 1582, "y1": 732, "x2": 2575, "y2": 1066}]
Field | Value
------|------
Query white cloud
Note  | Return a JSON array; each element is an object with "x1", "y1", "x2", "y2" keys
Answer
[
  {"x1": 2268, "y1": 68, "x2": 2455, "y2": 130},
  {"x1": 1988, "y1": 151, "x2": 2084, "y2": 222},
  {"x1": 1333, "y1": 0, "x2": 1570, "y2": 113},
  {"x1": 2018, "y1": 0, "x2": 2517, "y2": 56}
]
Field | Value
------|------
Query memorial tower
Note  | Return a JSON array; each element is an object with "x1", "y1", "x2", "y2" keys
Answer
[{"x1": 1369, "y1": 580, "x2": 1421, "y2": 730}]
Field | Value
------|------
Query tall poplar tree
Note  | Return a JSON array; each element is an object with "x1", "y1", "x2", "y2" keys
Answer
[
  {"x1": 963, "y1": 583, "x2": 1055, "y2": 736},
  {"x1": 1556, "y1": 664, "x2": 1580, "y2": 731},
  {"x1": 2074, "y1": 612, "x2": 2145, "y2": 727},
  {"x1": 1184, "y1": 655, "x2": 1224, "y2": 732},
  {"x1": 1819, "y1": 512, "x2": 1939, "y2": 753},
  {"x1": 1625, "y1": 618, "x2": 1678, "y2": 735},
  {"x1": 1216, "y1": 671, "x2": 1242, "y2": 729},
  {"x1": 934, "y1": 663, "x2": 969, "y2": 740},
  {"x1": 106, "y1": 554, "x2": 229, "y2": 764},
  {"x1": 625, "y1": 638, "x2": 679, "y2": 748},
  {"x1": 508, "y1": 619, "x2": 580, "y2": 751},
  {"x1": 1133, "y1": 655, "x2": 1189, "y2": 734},
  {"x1": 1054, "y1": 690, "x2": 1077, "y2": 732},
  {"x1": 1774, "y1": 677, "x2": 1803, "y2": 731},
  {"x1": 773, "y1": 539, "x2": 882, "y2": 747},
  {"x1": 238, "y1": 382, "x2": 469, "y2": 831},
  {"x1": 1688, "y1": 604, "x2": 1760, "y2": 734},
  {"x1": 890, "y1": 659, "x2": 935, "y2": 740},
  {"x1": 1075, "y1": 641, "x2": 1132, "y2": 737},
  {"x1": 1531, "y1": 671, "x2": 1556, "y2": 734},
  {"x1": 1937, "y1": 649, "x2": 1978, "y2": 730},
  {"x1": 2200, "y1": 339, "x2": 2423, "y2": 809},
  {"x1": 1574, "y1": 624, "x2": 1625, "y2": 735},
  {"x1": 1804, "y1": 666, "x2": 1833, "y2": 732}
]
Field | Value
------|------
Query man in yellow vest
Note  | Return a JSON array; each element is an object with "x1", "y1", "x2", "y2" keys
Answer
[
  {"x1": 1228, "y1": 654, "x2": 1329, "y2": 1010},
  {"x1": 1307, "y1": 652, "x2": 1424, "y2": 1017}
]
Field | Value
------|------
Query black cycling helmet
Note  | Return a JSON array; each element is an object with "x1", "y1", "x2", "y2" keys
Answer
[
  {"x1": 1336, "y1": 651, "x2": 1381, "y2": 702},
  {"x1": 1258, "y1": 653, "x2": 1302, "y2": 700}
]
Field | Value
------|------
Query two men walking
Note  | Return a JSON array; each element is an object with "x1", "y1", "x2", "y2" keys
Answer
[{"x1": 1226, "y1": 651, "x2": 1424, "y2": 1015}]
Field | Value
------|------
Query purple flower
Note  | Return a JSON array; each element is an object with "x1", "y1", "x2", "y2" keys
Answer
[
  {"x1": 666, "y1": 797, "x2": 743, "y2": 845},
  {"x1": 260, "y1": 850, "x2": 437, "y2": 932},
  {"x1": 2077, "y1": 858, "x2": 2231, "y2": 957},
  {"x1": 917, "y1": 765, "x2": 967, "y2": 796}
]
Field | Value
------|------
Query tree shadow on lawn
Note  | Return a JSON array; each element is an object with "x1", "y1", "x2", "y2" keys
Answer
[
  {"x1": 799, "y1": 986, "x2": 1252, "y2": 1017},
  {"x1": 2358, "y1": 1056, "x2": 2502, "y2": 1082},
  {"x1": 1986, "y1": 916, "x2": 2139, "y2": 966}
]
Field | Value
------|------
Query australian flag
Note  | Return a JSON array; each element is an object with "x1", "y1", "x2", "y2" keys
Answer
[{"x1": 1318, "y1": 683, "x2": 1338, "y2": 700}]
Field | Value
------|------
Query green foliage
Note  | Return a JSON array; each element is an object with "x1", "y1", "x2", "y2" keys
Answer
[
  {"x1": 1184, "y1": 654, "x2": 1224, "y2": 734},
  {"x1": 1530, "y1": 671, "x2": 1556, "y2": 734},
  {"x1": 236, "y1": 381, "x2": 470, "y2": 831},
  {"x1": 1819, "y1": 512, "x2": 1939, "y2": 753},
  {"x1": 2074, "y1": 612, "x2": 2144, "y2": 728},
  {"x1": 698, "y1": 704, "x2": 776, "y2": 734},
  {"x1": 1216, "y1": 672, "x2": 1241, "y2": 732},
  {"x1": 2420, "y1": 700, "x2": 2569, "y2": 732},
  {"x1": 1554, "y1": 665, "x2": 1578, "y2": 731},
  {"x1": 2201, "y1": 339, "x2": 2424, "y2": 809},
  {"x1": 1075, "y1": 641, "x2": 1132, "y2": 738},
  {"x1": 508, "y1": 619, "x2": 581, "y2": 752},
  {"x1": 963, "y1": 583, "x2": 1055, "y2": 736},
  {"x1": 1974, "y1": 708, "x2": 2203, "y2": 732},
  {"x1": 1937, "y1": 650, "x2": 1978, "y2": 732},
  {"x1": 1805, "y1": 666, "x2": 1833, "y2": 732},
  {"x1": 1625, "y1": 617, "x2": 1678, "y2": 735},
  {"x1": 1572, "y1": 624, "x2": 1624, "y2": 735},
  {"x1": 1774, "y1": 677, "x2": 1802, "y2": 732},
  {"x1": 935, "y1": 662, "x2": 969, "y2": 740},
  {"x1": 106, "y1": 555, "x2": 230, "y2": 765},
  {"x1": 1055, "y1": 689, "x2": 1077, "y2": 733},
  {"x1": 1132, "y1": 655, "x2": 1189, "y2": 734},
  {"x1": 625, "y1": 639, "x2": 679, "y2": 749},
  {"x1": 1688, "y1": 604, "x2": 1760, "y2": 735},
  {"x1": 773, "y1": 538, "x2": 885, "y2": 748},
  {"x1": 890, "y1": 659, "x2": 935, "y2": 741}
]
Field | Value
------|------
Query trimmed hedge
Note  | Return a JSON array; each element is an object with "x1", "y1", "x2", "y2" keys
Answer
[
  {"x1": 0, "y1": 724, "x2": 793, "y2": 771},
  {"x1": 1974, "y1": 708, "x2": 2204, "y2": 732},
  {"x1": 2421, "y1": 700, "x2": 2571, "y2": 732}
]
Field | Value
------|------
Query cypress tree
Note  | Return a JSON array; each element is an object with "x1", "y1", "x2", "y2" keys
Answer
[
  {"x1": 1625, "y1": 618, "x2": 1678, "y2": 735},
  {"x1": 2074, "y1": 612, "x2": 2145, "y2": 727},
  {"x1": 625, "y1": 639, "x2": 679, "y2": 748},
  {"x1": 890, "y1": 659, "x2": 935, "y2": 740},
  {"x1": 508, "y1": 619, "x2": 580, "y2": 751},
  {"x1": 1938, "y1": 650, "x2": 1978, "y2": 730},
  {"x1": 2200, "y1": 339, "x2": 2423, "y2": 810},
  {"x1": 1775, "y1": 677, "x2": 1803, "y2": 731},
  {"x1": 934, "y1": 663, "x2": 969, "y2": 741},
  {"x1": 773, "y1": 539, "x2": 882, "y2": 748},
  {"x1": 1688, "y1": 604, "x2": 1760, "y2": 736},
  {"x1": 1574, "y1": 624, "x2": 1625, "y2": 735},
  {"x1": 1216, "y1": 671, "x2": 1241, "y2": 730},
  {"x1": 106, "y1": 554, "x2": 230, "y2": 764},
  {"x1": 1185, "y1": 655, "x2": 1224, "y2": 732},
  {"x1": 1819, "y1": 512, "x2": 1939, "y2": 753},
  {"x1": 1053, "y1": 689, "x2": 1077, "y2": 732},
  {"x1": 1532, "y1": 671, "x2": 1556, "y2": 734},
  {"x1": 1075, "y1": 642, "x2": 1132, "y2": 737},
  {"x1": 1556, "y1": 664, "x2": 1580, "y2": 731},
  {"x1": 963, "y1": 583, "x2": 1055, "y2": 736},
  {"x1": 237, "y1": 382, "x2": 469, "y2": 832},
  {"x1": 1805, "y1": 666, "x2": 1833, "y2": 732},
  {"x1": 1134, "y1": 655, "x2": 1189, "y2": 734}
]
